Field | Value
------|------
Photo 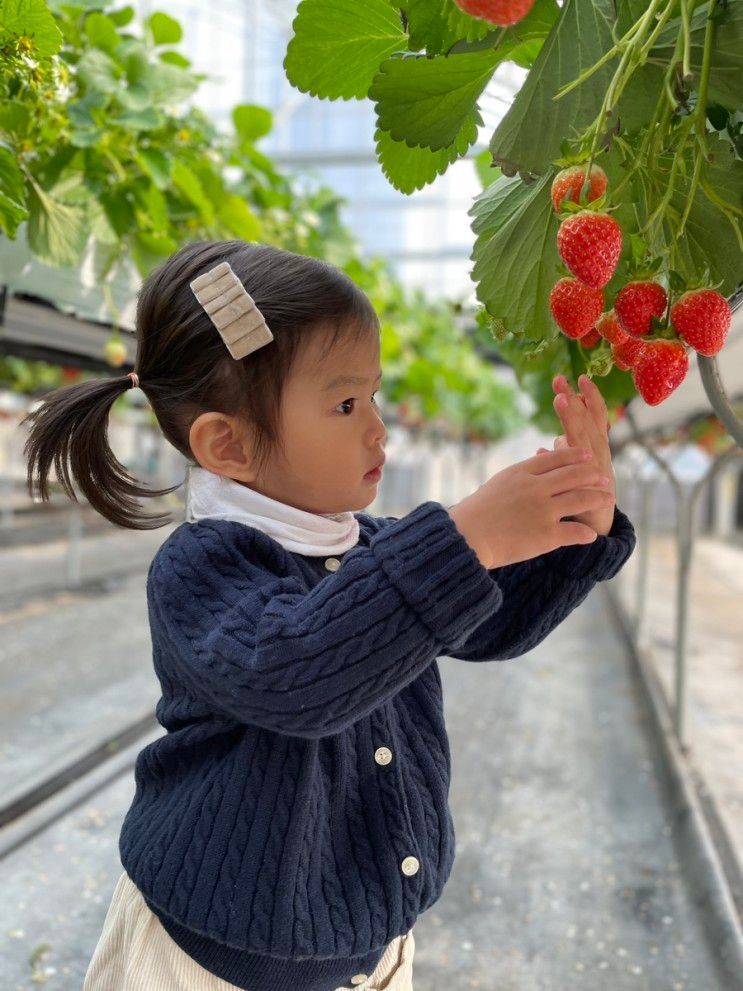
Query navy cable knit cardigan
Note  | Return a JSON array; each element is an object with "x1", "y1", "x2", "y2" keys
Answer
[{"x1": 118, "y1": 499, "x2": 636, "y2": 991}]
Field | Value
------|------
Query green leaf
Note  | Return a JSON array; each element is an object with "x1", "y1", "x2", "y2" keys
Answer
[
  {"x1": 172, "y1": 159, "x2": 215, "y2": 225},
  {"x1": 69, "y1": 126, "x2": 105, "y2": 147},
  {"x1": 77, "y1": 48, "x2": 121, "y2": 94},
  {"x1": 369, "y1": 49, "x2": 499, "y2": 152},
  {"x1": 135, "y1": 230, "x2": 178, "y2": 254},
  {"x1": 26, "y1": 179, "x2": 89, "y2": 266},
  {"x1": 0, "y1": 144, "x2": 29, "y2": 237},
  {"x1": 68, "y1": 90, "x2": 108, "y2": 128},
  {"x1": 135, "y1": 147, "x2": 172, "y2": 188},
  {"x1": 374, "y1": 115, "x2": 478, "y2": 193},
  {"x1": 218, "y1": 193, "x2": 261, "y2": 240},
  {"x1": 146, "y1": 11, "x2": 182, "y2": 46},
  {"x1": 614, "y1": 64, "x2": 665, "y2": 137},
  {"x1": 0, "y1": 0, "x2": 63, "y2": 57},
  {"x1": 473, "y1": 148, "x2": 501, "y2": 189},
  {"x1": 132, "y1": 178, "x2": 169, "y2": 232},
  {"x1": 0, "y1": 100, "x2": 32, "y2": 139},
  {"x1": 115, "y1": 106, "x2": 163, "y2": 130},
  {"x1": 448, "y1": 0, "x2": 560, "y2": 58},
  {"x1": 668, "y1": 136, "x2": 743, "y2": 296},
  {"x1": 99, "y1": 186, "x2": 136, "y2": 238},
  {"x1": 159, "y1": 50, "x2": 190, "y2": 67},
  {"x1": 489, "y1": 0, "x2": 616, "y2": 178},
  {"x1": 233, "y1": 104, "x2": 272, "y2": 142},
  {"x1": 117, "y1": 46, "x2": 199, "y2": 109},
  {"x1": 109, "y1": 6, "x2": 134, "y2": 27},
  {"x1": 615, "y1": 0, "x2": 651, "y2": 35},
  {"x1": 284, "y1": 0, "x2": 407, "y2": 100},
  {"x1": 399, "y1": 0, "x2": 492, "y2": 56},
  {"x1": 470, "y1": 170, "x2": 561, "y2": 340},
  {"x1": 142, "y1": 61, "x2": 200, "y2": 105},
  {"x1": 650, "y1": 1, "x2": 743, "y2": 110},
  {"x1": 84, "y1": 12, "x2": 119, "y2": 54}
]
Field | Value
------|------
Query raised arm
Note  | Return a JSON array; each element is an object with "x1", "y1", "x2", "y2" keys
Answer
[{"x1": 148, "y1": 501, "x2": 504, "y2": 738}]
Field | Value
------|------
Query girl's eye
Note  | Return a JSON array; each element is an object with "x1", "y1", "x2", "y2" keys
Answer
[{"x1": 336, "y1": 393, "x2": 378, "y2": 415}]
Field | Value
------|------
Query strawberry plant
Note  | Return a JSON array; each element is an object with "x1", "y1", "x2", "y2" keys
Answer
[
  {"x1": 284, "y1": 0, "x2": 743, "y2": 427},
  {"x1": 0, "y1": 0, "x2": 525, "y2": 440}
]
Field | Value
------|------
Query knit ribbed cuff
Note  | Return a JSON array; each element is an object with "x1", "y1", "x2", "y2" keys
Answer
[
  {"x1": 539, "y1": 504, "x2": 637, "y2": 583},
  {"x1": 370, "y1": 500, "x2": 503, "y2": 651}
]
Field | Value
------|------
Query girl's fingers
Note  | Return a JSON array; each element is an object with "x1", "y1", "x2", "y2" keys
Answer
[
  {"x1": 577, "y1": 374, "x2": 609, "y2": 432},
  {"x1": 554, "y1": 374, "x2": 605, "y2": 435},
  {"x1": 554, "y1": 391, "x2": 592, "y2": 451}
]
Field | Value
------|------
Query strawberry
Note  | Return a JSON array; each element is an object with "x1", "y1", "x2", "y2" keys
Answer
[
  {"x1": 580, "y1": 326, "x2": 602, "y2": 347},
  {"x1": 549, "y1": 278, "x2": 604, "y2": 339},
  {"x1": 551, "y1": 165, "x2": 608, "y2": 213},
  {"x1": 631, "y1": 340, "x2": 689, "y2": 405},
  {"x1": 595, "y1": 311, "x2": 627, "y2": 346},
  {"x1": 611, "y1": 337, "x2": 646, "y2": 371},
  {"x1": 614, "y1": 281, "x2": 668, "y2": 338},
  {"x1": 452, "y1": 0, "x2": 536, "y2": 26},
  {"x1": 670, "y1": 289, "x2": 732, "y2": 357},
  {"x1": 556, "y1": 210, "x2": 623, "y2": 289}
]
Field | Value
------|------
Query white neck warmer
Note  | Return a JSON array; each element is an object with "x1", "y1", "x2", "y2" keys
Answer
[{"x1": 185, "y1": 466, "x2": 361, "y2": 556}]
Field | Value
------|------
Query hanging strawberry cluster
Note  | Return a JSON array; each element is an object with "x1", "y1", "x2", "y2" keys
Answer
[{"x1": 547, "y1": 165, "x2": 732, "y2": 406}]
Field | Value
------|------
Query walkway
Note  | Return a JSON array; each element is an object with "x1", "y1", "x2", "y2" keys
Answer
[{"x1": 0, "y1": 552, "x2": 733, "y2": 989}]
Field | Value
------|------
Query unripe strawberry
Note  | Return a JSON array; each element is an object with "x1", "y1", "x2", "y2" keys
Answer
[
  {"x1": 595, "y1": 311, "x2": 627, "y2": 346},
  {"x1": 104, "y1": 339, "x2": 128, "y2": 367},
  {"x1": 557, "y1": 210, "x2": 622, "y2": 289},
  {"x1": 549, "y1": 278, "x2": 604, "y2": 339},
  {"x1": 452, "y1": 0, "x2": 536, "y2": 26},
  {"x1": 670, "y1": 289, "x2": 732, "y2": 356},
  {"x1": 611, "y1": 337, "x2": 646, "y2": 371},
  {"x1": 631, "y1": 340, "x2": 689, "y2": 406},
  {"x1": 551, "y1": 164, "x2": 608, "y2": 213},
  {"x1": 614, "y1": 281, "x2": 668, "y2": 338}
]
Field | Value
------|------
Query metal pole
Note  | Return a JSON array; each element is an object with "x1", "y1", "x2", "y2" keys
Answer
[
  {"x1": 673, "y1": 447, "x2": 742, "y2": 747},
  {"x1": 635, "y1": 476, "x2": 655, "y2": 644},
  {"x1": 67, "y1": 498, "x2": 83, "y2": 588},
  {"x1": 673, "y1": 489, "x2": 694, "y2": 748}
]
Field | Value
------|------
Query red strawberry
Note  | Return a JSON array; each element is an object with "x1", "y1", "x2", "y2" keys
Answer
[
  {"x1": 452, "y1": 0, "x2": 536, "y2": 25},
  {"x1": 615, "y1": 281, "x2": 668, "y2": 338},
  {"x1": 670, "y1": 289, "x2": 732, "y2": 356},
  {"x1": 611, "y1": 337, "x2": 646, "y2": 371},
  {"x1": 549, "y1": 278, "x2": 604, "y2": 339},
  {"x1": 557, "y1": 211, "x2": 622, "y2": 289},
  {"x1": 551, "y1": 165, "x2": 608, "y2": 213},
  {"x1": 580, "y1": 326, "x2": 602, "y2": 347},
  {"x1": 631, "y1": 340, "x2": 689, "y2": 405},
  {"x1": 595, "y1": 311, "x2": 627, "y2": 346}
]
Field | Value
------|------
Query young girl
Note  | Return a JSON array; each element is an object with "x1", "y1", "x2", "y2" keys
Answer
[{"x1": 22, "y1": 239, "x2": 636, "y2": 991}]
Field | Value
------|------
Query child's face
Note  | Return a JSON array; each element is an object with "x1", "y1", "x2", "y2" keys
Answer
[{"x1": 190, "y1": 326, "x2": 388, "y2": 515}]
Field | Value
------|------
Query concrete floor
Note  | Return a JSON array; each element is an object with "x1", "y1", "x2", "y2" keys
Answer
[
  {"x1": 0, "y1": 569, "x2": 731, "y2": 990},
  {"x1": 615, "y1": 532, "x2": 743, "y2": 882}
]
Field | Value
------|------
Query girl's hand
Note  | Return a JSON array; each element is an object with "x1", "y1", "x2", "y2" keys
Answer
[{"x1": 535, "y1": 374, "x2": 616, "y2": 536}]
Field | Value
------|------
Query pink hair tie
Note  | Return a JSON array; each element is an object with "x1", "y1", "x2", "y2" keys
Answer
[{"x1": 127, "y1": 371, "x2": 140, "y2": 389}]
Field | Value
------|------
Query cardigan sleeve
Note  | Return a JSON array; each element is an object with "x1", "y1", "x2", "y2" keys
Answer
[
  {"x1": 440, "y1": 503, "x2": 636, "y2": 662},
  {"x1": 147, "y1": 500, "x2": 504, "y2": 738}
]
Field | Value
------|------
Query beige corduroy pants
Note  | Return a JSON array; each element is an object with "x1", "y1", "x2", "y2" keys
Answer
[{"x1": 83, "y1": 871, "x2": 415, "y2": 991}]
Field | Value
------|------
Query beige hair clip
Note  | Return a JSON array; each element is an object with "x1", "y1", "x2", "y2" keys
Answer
[{"x1": 189, "y1": 260, "x2": 274, "y2": 360}]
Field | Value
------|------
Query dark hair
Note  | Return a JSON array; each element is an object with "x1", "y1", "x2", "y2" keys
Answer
[{"x1": 21, "y1": 240, "x2": 380, "y2": 530}]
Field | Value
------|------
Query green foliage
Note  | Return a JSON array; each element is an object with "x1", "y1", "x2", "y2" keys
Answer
[
  {"x1": 488, "y1": 0, "x2": 617, "y2": 179},
  {"x1": 283, "y1": 0, "x2": 407, "y2": 100},
  {"x1": 0, "y1": 0, "x2": 523, "y2": 441},
  {"x1": 284, "y1": 0, "x2": 743, "y2": 429}
]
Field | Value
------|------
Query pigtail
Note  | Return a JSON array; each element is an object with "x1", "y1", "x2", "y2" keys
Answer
[{"x1": 20, "y1": 372, "x2": 181, "y2": 530}]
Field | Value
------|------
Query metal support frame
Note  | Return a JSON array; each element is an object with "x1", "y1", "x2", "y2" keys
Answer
[{"x1": 624, "y1": 404, "x2": 743, "y2": 750}]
